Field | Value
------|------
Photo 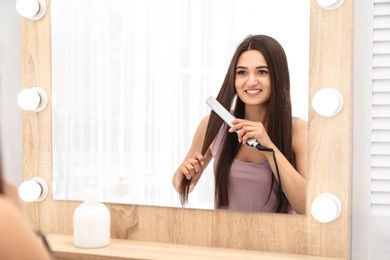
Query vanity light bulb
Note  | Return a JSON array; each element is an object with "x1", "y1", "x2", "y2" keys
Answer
[
  {"x1": 19, "y1": 180, "x2": 41, "y2": 202},
  {"x1": 17, "y1": 87, "x2": 48, "y2": 112},
  {"x1": 15, "y1": 0, "x2": 46, "y2": 20},
  {"x1": 16, "y1": 0, "x2": 40, "y2": 18},
  {"x1": 316, "y1": 0, "x2": 344, "y2": 10},
  {"x1": 312, "y1": 87, "x2": 343, "y2": 117},
  {"x1": 311, "y1": 193, "x2": 342, "y2": 223},
  {"x1": 17, "y1": 89, "x2": 41, "y2": 111},
  {"x1": 18, "y1": 177, "x2": 48, "y2": 202}
]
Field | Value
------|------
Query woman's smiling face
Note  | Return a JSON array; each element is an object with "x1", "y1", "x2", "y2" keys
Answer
[{"x1": 235, "y1": 50, "x2": 271, "y2": 107}]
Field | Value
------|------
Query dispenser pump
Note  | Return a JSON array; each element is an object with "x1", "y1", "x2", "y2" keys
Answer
[
  {"x1": 85, "y1": 182, "x2": 100, "y2": 202},
  {"x1": 73, "y1": 182, "x2": 111, "y2": 248}
]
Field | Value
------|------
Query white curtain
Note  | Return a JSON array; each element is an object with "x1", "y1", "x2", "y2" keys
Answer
[{"x1": 51, "y1": 0, "x2": 309, "y2": 209}]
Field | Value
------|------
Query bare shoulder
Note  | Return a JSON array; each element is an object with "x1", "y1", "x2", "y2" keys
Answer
[
  {"x1": 199, "y1": 114, "x2": 210, "y2": 128},
  {"x1": 185, "y1": 114, "x2": 211, "y2": 158},
  {"x1": 0, "y1": 196, "x2": 24, "y2": 244},
  {"x1": 0, "y1": 196, "x2": 52, "y2": 259},
  {"x1": 0, "y1": 196, "x2": 20, "y2": 219},
  {"x1": 292, "y1": 118, "x2": 308, "y2": 157},
  {"x1": 293, "y1": 118, "x2": 307, "y2": 138},
  {"x1": 292, "y1": 118, "x2": 307, "y2": 178},
  {"x1": 0, "y1": 196, "x2": 25, "y2": 236},
  {"x1": 193, "y1": 115, "x2": 210, "y2": 140},
  {"x1": 2, "y1": 179, "x2": 20, "y2": 208}
]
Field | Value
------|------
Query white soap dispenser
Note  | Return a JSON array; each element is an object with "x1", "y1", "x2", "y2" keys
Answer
[
  {"x1": 73, "y1": 182, "x2": 111, "y2": 248},
  {"x1": 110, "y1": 174, "x2": 129, "y2": 203}
]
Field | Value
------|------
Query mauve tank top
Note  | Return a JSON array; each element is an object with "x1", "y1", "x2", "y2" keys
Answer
[{"x1": 211, "y1": 117, "x2": 298, "y2": 213}]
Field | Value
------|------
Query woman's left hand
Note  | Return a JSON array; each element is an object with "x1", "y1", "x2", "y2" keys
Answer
[{"x1": 228, "y1": 118, "x2": 273, "y2": 149}]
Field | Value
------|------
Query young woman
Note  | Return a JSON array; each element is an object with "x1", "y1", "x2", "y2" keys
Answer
[
  {"x1": 172, "y1": 35, "x2": 307, "y2": 214},
  {"x1": 0, "y1": 149, "x2": 52, "y2": 259}
]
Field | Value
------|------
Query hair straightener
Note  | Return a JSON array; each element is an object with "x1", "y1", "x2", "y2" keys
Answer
[{"x1": 206, "y1": 96, "x2": 273, "y2": 152}]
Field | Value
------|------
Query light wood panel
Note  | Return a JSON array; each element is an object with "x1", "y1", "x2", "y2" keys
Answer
[
  {"x1": 21, "y1": 0, "x2": 354, "y2": 258},
  {"x1": 47, "y1": 234, "x2": 346, "y2": 260}
]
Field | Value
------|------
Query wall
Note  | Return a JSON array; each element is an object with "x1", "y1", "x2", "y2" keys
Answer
[
  {"x1": 353, "y1": 0, "x2": 390, "y2": 259},
  {"x1": 0, "y1": 1, "x2": 23, "y2": 186}
]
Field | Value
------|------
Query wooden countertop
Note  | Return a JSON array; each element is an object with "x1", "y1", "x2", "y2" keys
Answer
[{"x1": 47, "y1": 234, "x2": 346, "y2": 260}]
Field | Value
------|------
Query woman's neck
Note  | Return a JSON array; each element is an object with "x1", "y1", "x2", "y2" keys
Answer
[{"x1": 244, "y1": 104, "x2": 268, "y2": 123}]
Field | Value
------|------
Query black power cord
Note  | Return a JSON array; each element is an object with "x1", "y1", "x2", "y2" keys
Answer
[{"x1": 255, "y1": 144, "x2": 288, "y2": 213}]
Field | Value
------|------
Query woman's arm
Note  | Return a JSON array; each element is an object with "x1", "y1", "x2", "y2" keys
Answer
[
  {"x1": 172, "y1": 115, "x2": 213, "y2": 193},
  {"x1": 265, "y1": 118, "x2": 307, "y2": 214},
  {"x1": 266, "y1": 119, "x2": 307, "y2": 214}
]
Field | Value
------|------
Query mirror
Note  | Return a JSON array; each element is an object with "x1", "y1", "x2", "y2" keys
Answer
[{"x1": 51, "y1": 0, "x2": 310, "y2": 211}]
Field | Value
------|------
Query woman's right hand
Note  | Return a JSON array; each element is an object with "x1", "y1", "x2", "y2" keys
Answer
[{"x1": 173, "y1": 151, "x2": 204, "y2": 193}]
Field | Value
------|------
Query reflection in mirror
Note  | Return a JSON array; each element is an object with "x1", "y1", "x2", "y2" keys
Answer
[{"x1": 51, "y1": 0, "x2": 309, "y2": 211}]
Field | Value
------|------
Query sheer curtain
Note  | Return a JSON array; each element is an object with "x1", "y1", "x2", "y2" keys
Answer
[{"x1": 51, "y1": 0, "x2": 309, "y2": 209}]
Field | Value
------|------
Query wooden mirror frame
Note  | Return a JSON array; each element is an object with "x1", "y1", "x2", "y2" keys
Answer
[{"x1": 21, "y1": 0, "x2": 353, "y2": 258}]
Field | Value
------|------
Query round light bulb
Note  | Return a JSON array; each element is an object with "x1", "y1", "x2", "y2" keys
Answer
[
  {"x1": 18, "y1": 177, "x2": 48, "y2": 202},
  {"x1": 17, "y1": 87, "x2": 48, "y2": 112},
  {"x1": 15, "y1": 0, "x2": 46, "y2": 20},
  {"x1": 316, "y1": 0, "x2": 344, "y2": 10},
  {"x1": 19, "y1": 180, "x2": 42, "y2": 202},
  {"x1": 16, "y1": 0, "x2": 40, "y2": 18},
  {"x1": 312, "y1": 87, "x2": 343, "y2": 117},
  {"x1": 17, "y1": 89, "x2": 41, "y2": 111},
  {"x1": 311, "y1": 193, "x2": 342, "y2": 223}
]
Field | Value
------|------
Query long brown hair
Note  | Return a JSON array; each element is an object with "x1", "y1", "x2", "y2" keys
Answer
[{"x1": 180, "y1": 35, "x2": 294, "y2": 213}]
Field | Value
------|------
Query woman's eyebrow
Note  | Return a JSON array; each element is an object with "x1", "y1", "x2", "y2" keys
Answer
[{"x1": 235, "y1": 65, "x2": 268, "y2": 69}]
